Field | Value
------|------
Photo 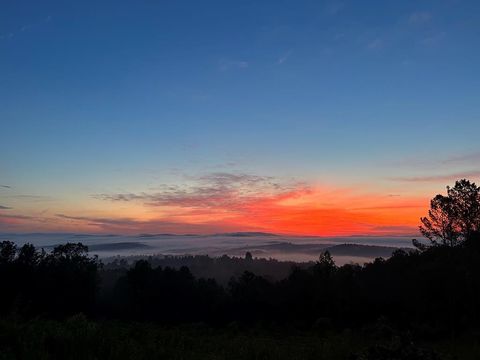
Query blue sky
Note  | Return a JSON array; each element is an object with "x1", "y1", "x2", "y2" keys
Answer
[{"x1": 0, "y1": 0, "x2": 479, "y2": 234}]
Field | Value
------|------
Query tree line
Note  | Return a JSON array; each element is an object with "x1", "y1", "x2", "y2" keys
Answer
[{"x1": 0, "y1": 179, "x2": 480, "y2": 335}]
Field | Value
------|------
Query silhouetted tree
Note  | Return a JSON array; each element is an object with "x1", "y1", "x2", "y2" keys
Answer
[
  {"x1": 418, "y1": 179, "x2": 480, "y2": 248},
  {"x1": 16, "y1": 244, "x2": 42, "y2": 266},
  {"x1": 39, "y1": 243, "x2": 100, "y2": 317},
  {"x1": 317, "y1": 250, "x2": 335, "y2": 269},
  {"x1": 0, "y1": 241, "x2": 16, "y2": 264}
]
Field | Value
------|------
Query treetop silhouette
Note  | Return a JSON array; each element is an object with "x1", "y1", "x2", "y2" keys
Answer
[{"x1": 417, "y1": 179, "x2": 480, "y2": 249}]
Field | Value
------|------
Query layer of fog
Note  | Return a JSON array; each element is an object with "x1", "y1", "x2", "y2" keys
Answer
[{"x1": 0, "y1": 233, "x2": 418, "y2": 265}]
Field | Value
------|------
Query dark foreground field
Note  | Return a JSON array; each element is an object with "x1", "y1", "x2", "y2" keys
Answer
[
  {"x1": 2, "y1": 236, "x2": 480, "y2": 360},
  {"x1": 1, "y1": 317, "x2": 479, "y2": 360},
  {"x1": 2, "y1": 207, "x2": 480, "y2": 360}
]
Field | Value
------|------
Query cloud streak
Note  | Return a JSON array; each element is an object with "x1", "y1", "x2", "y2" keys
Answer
[
  {"x1": 409, "y1": 11, "x2": 432, "y2": 24},
  {"x1": 389, "y1": 170, "x2": 480, "y2": 183},
  {"x1": 443, "y1": 151, "x2": 480, "y2": 165},
  {"x1": 219, "y1": 59, "x2": 248, "y2": 71},
  {"x1": 55, "y1": 213, "x2": 252, "y2": 234},
  {"x1": 367, "y1": 38, "x2": 383, "y2": 49},
  {"x1": 94, "y1": 172, "x2": 299, "y2": 211},
  {"x1": 0, "y1": 213, "x2": 34, "y2": 228},
  {"x1": 0, "y1": 15, "x2": 52, "y2": 41},
  {"x1": 0, "y1": 214, "x2": 32, "y2": 220},
  {"x1": 89, "y1": 172, "x2": 427, "y2": 236},
  {"x1": 3, "y1": 194, "x2": 54, "y2": 201},
  {"x1": 277, "y1": 50, "x2": 292, "y2": 65}
]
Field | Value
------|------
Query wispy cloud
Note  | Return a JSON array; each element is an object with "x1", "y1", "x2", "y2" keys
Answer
[
  {"x1": 91, "y1": 171, "x2": 426, "y2": 236},
  {"x1": 0, "y1": 214, "x2": 34, "y2": 228},
  {"x1": 0, "y1": 214, "x2": 32, "y2": 220},
  {"x1": 389, "y1": 150, "x2": 480, "y2": 170},
  {"x1": 367, "y1": 38, "x2": 383, "y2": 49},
  {"x1": 0, "y1": 205, "x2": 12, "y2": 210},
  {"x1": 54, "y1": 213, "x2": 248, "y2": 234},
  {"x1": 0, "y1": 185, "x2": 11, "y2": 189},
  {"x1": 94, "y1": 172, "x2": 299, "y2": 211},
  {"x1": 94, "y1": 193, "x2": 145, "y2": 202},
  {"x1": 370, "y1": 225, "x2": 419, "y2": 235},
  {"x1": 389, "y1": 170, "x2": 480, "y2": 183},
  {"x1": 276, "y1": 50, "x2": 292, "y2": 65},
  {"x1": 0, "y1": 15, "x2": 52, "y2": 41},
  {"x1": 0, "y1": 33, "x2": 14, "y2": 40},
  {"x1": 409, "y1": 11, "x2": 432, "y2": 24},
  {"x1": 420, "y1": 31, "x2": 445, "y2": 45},
  {"x1": 351, "y1": 204, "x2": 424, "y2": 211},
  {"x1": 443, "y1": 151, "x2": 480, "y2": 165},
  {"x1": 56, "y1": 214, "x2": 140, "y2": 227},
  {"x1": 325, "y1": 1, "x2": 344, "y2": 16},
  {"x1": 219, "y1": 59, "x2": 248, "y2": 71},
  {"x1": 3, "y1": 194, "x2": 54, "y2": 202}
]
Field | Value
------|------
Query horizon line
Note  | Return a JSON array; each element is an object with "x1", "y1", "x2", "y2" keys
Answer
[{"x1": 0, "y1": 231, "x2": 423, "y2": 238}]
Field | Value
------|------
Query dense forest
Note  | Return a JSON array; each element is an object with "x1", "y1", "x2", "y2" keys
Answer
[
  {"x1": 102, "y1": 253, "x2": 311, "y2": 285},
  {"x1": 1, "y1": 179, "x2": 480, "y2": 359}
]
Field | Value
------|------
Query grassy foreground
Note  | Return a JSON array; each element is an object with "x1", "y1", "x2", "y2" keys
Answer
[{"x1": 1, "y1": 316, "x2": 480, "y2": 360}]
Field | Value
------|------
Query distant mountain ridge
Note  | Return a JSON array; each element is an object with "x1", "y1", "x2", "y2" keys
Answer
[{"x1": 213, "y1": 232, "x2": 279, "y2": 237}]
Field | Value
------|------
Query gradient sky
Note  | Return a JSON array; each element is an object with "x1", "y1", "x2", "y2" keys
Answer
[{"x1": 1, "y1": 0, "x2": 479, "y2": 236}]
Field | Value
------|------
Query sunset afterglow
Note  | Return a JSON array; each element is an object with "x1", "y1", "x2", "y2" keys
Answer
[{"x1": 1, "y1": 1, "x2": 479, "y2": 237}]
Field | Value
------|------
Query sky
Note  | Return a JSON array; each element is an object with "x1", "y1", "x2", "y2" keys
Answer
[{"x1": 0, "y1": 0, "x2": 479, "y2": 236}]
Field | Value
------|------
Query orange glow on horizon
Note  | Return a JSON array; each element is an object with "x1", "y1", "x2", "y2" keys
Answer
[{"x1": 0, "y1": 184, "x2": 430, "y2": 236}]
